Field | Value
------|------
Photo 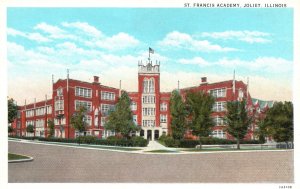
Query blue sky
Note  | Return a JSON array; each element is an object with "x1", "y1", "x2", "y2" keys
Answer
[{"x1": 7, "y1": 8, "x2": 293, "y2": 104}]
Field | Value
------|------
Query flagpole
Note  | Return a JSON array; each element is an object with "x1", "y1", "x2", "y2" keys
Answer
[{"x1": 148, "y1": 47, "x2": 150, "y2": 62}]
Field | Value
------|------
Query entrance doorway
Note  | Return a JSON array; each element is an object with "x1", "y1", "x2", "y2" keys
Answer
[
  {"x1": 140, "y1": 130, "x2": 144, "y2": 137},
  {"x1": 147, "y1": 130, "x2": 152, "y2": 140},
  {"x1": 154, "y1": 130, "x2": 159, "y2": 140}
]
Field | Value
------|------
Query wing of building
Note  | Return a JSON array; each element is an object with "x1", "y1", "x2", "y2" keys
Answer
[{"x1": 10, "y1": 54, "x2": 273, "y2": 141}]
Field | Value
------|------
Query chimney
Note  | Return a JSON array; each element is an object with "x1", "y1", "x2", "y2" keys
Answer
[
  {"x1": 201, "y1": 77, "x2": 207, "y2": 84},
  {"x1": 93, "y1": 76, "x2": 99, "y2": 83}
]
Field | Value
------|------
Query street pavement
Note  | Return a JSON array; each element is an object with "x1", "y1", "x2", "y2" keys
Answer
[{"x1": 8, "y1": 141, "x2": 294, "y2": 183}]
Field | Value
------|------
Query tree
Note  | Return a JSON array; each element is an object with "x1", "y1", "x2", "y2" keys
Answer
[
  {"x1": 26, "y1": 124, "x2": 34, "y2": 135},
  {"x1": 255, "y1": 119, "x2": 267, "y2": 144},
  {"x1": 8, "y1": 98, "x2": 18, "y2": 124},
  {"x1": 225, "y1": 99, "x2": 252, "y2": 149},
  {"x1": 263, "y1": 101, "x2": 293, "y2": 146},
  {"x1": 8, "y1": 126, "x2": 14, "y2": 135},
  {"x1": 186, "y1": 91, "x2": 215, "y2": 149},
  {"x1": 70, "y1": 106, "x2": 88, "y2": 136},
  {"x1": 105, "y1": 91, "x2": 139, "y2": 139},
  {"x1": 169, "y1": 90, "x2": 187, "y2": 140},
  {"x1": 47, "y1": 119, "x2": 55, "y2": 138}
]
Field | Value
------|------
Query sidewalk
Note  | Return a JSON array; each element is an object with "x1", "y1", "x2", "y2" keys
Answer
[{"x1": 142, "y1": 140, "x2": 178, "y2": 152}]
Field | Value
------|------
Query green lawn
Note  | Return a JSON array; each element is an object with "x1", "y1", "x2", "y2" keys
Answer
[
  {"x1": 34, "y1": 141, "x2": 142, "y2": 151},
  {"x1": 181, "y1": 148, "x2": 280, "y2": 152},
  {"x1": 8, "y1": 153, "x2": 30, "y2": 160}
]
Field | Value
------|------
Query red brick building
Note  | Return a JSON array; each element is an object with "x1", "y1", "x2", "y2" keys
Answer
[{"x1": 11, "y1": 56, "x2": 273, "y2": 140}]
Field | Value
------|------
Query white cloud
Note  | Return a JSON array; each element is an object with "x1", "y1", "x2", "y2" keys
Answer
[
  {"x1": 201, "y1": 30, "x2": 271, "y2": 44},
  {"x1": 158, "y1": 31, "x2": 238, "y2": 52},
  {"x1": 179, "y1": 57, "x2": 209, "y2": 66},
  {"x1": 7, "y1": 27, "x2": 51, "y2": 43},
  {"x1": 34, "y1": 22, "x2": 77, "y2": 40},
  {"x1": 62, "y1": 21, "x2": 103, "y2": 38},
  {"x1": 178, "y1": 56, "x2": 292, "y2": 73},
  {"x1": 94, "y1": 32, "x2": 140, "y2": 51}
]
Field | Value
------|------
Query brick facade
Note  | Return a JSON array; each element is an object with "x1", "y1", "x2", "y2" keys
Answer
[{"x1": 11, "y1": 58, "x2": 272, "y2": 140}]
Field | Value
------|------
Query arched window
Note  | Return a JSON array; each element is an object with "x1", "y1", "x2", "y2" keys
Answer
[
  {"x1": 149, "y1": 78, "x2": 155, "y2": 93},
  {"x1": 143, "y1": 78, "x2": 155, "y2": 93},
  {"x1": 143, "y1": 79, "x2": 148, "y2": 93}
]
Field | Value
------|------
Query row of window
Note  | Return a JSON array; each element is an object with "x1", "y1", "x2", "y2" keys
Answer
[
  {"x1": 212, "y1": 130, "x2": 226, "y2": 139},
  {"x1": 142, "y1": 108, "x2": 155, "y2": 116},
  {"x1": 142, "y1": 95, "x2": 155, "y2": 104},
  {"x1": 75, "y1": 100, "x2": 92, "y2": 112},
  {"x1": 142, "y1": 120, "x2": 155, "y2": 127},
  {"x1": 213, "y1": 102, "x2": 226, "y2": 112},
  {"x1": 36, "y1": 106, "x2": 52, "y2": 116},
  {"x1": 210, "y1": 88, "x2": 226, "y2": 98},
  {"x1": 213, "y1": 116, "x2": 225, "y2": 126},
  {"x1": 75, "y1": 87, "x2": 92, "y2": 98},
  {"x1": 101, "y1": 91, "x2": 115, "y2": 101},
  {"x1": 25, "y1": 106, "x2": 52, "y2": 117},
  {"x1": 101, "y1": 104, "x2": 115, "y2": 114}
]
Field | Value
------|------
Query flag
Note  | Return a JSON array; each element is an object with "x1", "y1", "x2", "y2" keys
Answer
[{"x1": 149, "y1": 47, "x2": 154, "y2": 54}]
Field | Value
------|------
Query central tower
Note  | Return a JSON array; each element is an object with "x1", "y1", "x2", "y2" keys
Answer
[{"x1": 137, "y1": 49, "x2": 161, "y2": 140}]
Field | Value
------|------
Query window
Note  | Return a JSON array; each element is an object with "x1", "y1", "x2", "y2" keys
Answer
[
  {"x1": 101, "y1": 91, "x2": 115, "y2": 101},
  {"x1": 142, "y1": 108, "x2": 155, "y2": 116},
  {"x1": 54, "y1": 117, "x2": 65, "y2": 125},
  {"x1": 84, "y1": 116, "x2": 92, "y2": 126},
  {"x1": 133, "y1": 115, "x2": 137, "y2": 125},
  {"x1": 142, "y1": 120, "x2": 155, "y2": 127},
  {"x1": 47, "y1": 106, "x2": 52, "y2": 114},
  {"x1": 75, "y1": 87, "x2": 92, "y2": 98},
  {"x1": 142, "y1": 95, "x2": 155, "y2": 104},
  {"x1": 102, "y1": 130, "x2": 115, "y2": 139},
  {"x1": 131, "y1": 102, "x2": 137, "y2": 111},
  {"x1": 75, "y1": 100, "x2": 92, "y2": 112},
  {"x1": 17, "y1": 121, "x2": 21, "y2": 128},
  {"x1": 101, "y1": 104, "x2": 115, "y2": 114},
  {"x1": 213, "y1": 116, "x2": 224, "y2": 126},
  {"x1": 17, "y1": 111, "x2": 21, "y2": 118},
  {"x1": 25, "y1": 110, "x2": 34, "y2": 117},
  {"x1": 160, "y1": 114, "x2": 167, "y2": 123},
  {"x1": 36, "y1": 107, "x2": 45, "y2": 116},
  {"x1": 57, "y1": 88, "x2": 63, "y2": 96},
  {"x1": 238, "y1": 89, "x2": 244, "y2": 99},
  {"x1": 210, "y1": 88, "x2": 226, "y2": 98},
  {"x1": 101, "y1": 117, "x2": 106, "y2": 126},
  {"x1": 26, "y1": 120, "x2": 34, "y2": 127},
  {"x1": 55, "y1": 100, "x2": 64, "y2": 111},
  {"x1": 143, "y1": 78, "x2": 155, "y2": 93},
  {"x1": 36, "y1": 119, "x2": 44, "y2": 128},
  {"x1": 160, "y1": 103, "x2": 167, "y2": 111},
  {"x1": 212, "y1": 130, "x2": 226, "y2": 139},
  {"x1": 213, "y1": 102, "x2": 226, "y2": 112}
]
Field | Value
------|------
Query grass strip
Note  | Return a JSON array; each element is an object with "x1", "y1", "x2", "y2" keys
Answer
[{"x1": 8, "y1": 153, "x2": 30, "y2": 160}]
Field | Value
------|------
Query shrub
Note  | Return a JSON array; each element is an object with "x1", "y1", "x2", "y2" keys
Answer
[
  {"x1": 163, "y1": 136, "x2": 180, "y2": 147},
  {"x1": 131, "y1": 136, "x2": 148, "y2": 147},
  {"x1": 9, "y1": 135, "x2": 148, "y2": 147},
  {"x1": 76, "y1": 135, "x2": 97, "y2": 144}
]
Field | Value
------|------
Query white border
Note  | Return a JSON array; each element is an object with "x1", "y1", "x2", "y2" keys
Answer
[{"x1": 1, "y1": 0, "x2": 299, "y2": 189}]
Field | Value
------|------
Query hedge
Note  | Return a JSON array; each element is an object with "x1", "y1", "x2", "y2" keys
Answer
[
  {"x1": 158, "y1": 135, "x2": 261, "y2": 148},
  {"x1": 8, "y1": 135, "x2": 148, "y2": 147}
]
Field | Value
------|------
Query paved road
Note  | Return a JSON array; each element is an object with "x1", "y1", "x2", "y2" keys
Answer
[{"x1": 8, "y1": 141, "x2": 294, "y2": 183}]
